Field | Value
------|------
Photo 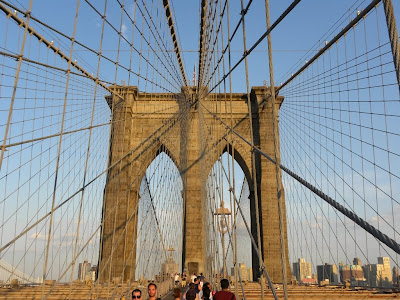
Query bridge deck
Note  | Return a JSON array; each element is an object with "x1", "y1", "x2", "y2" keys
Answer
[{"x1": 0, "y1": 283, "x2": 398, "y2": 300}]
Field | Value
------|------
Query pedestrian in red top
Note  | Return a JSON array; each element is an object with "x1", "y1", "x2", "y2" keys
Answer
[{"x1": 213, "y1": 279, "x2": 235, "y2": 300}]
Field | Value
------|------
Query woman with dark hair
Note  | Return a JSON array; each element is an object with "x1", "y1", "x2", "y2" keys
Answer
[
  {"x1": 185, "y1": 283, "x2": 197, "y2": 300},
  {"x1": 202, "y1": 282, "x2": 212, "y2": 300},
  {"x1": 173, "y1": 288, "x2": 181, "y2": 300}
]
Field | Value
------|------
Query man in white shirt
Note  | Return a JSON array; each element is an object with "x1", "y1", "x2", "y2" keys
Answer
[{"x1": 174, "y1": 273, "x2": 180, "y2": 287}]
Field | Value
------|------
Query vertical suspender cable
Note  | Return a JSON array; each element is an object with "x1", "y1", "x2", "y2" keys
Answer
[
  {"x1": 219, "y1": 0, "x2": 239, "y2": 296},
  {"x1": 97, "y1": 0, "x2": 112, "y2": 290},
  {"x1": 264, "y1": 1, "x2": 288, "y2": 298},
  {"x1": 239, "y1": 0, "x2": 266, "y2": 298},
  {"x1": 211, "y1": 149, "x2": 278, "y2": 299},
  {"x1": 41, "y1": 0, "x2": 81, "y2": 298},
  {"x1": 68, "y1": 0, "x2": 100, "y2": 292}
]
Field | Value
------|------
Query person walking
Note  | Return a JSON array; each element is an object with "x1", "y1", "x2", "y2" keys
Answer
[
  {"x1": 194, "y1": 277, "x2": 202, "y2": 298},
  {"x1": 173, "y1": 287, "x2": 181, "y2": 300},
  {"x1": 213, "y1": 279, "x2": 235, "y2": 300},
  {"x1": 202, "y1": 282, "x2": 213, "y2": 300},
  {"x1": 185, "y1": 283, "x2": 198, "y2": 300},
  {"x1": 147, "y1": 283, "x2": 161, "y2": 300},
  {"x1": 131, "y1": 288, "x2": 142, "y2": 300},
  {"x1": 181, "y1": 272, "x2": 187, "y2": 288},
  {"x1": 175, "y1": 273, "x2": 180, "y2": 287}
]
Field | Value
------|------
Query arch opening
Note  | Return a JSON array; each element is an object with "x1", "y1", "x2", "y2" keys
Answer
[
  {"x1": 205, "y1": 151, "x2": 252, "y2": 281},
  {"x1": 135, "y1": 151, "x2": 183, "y2": 280}
]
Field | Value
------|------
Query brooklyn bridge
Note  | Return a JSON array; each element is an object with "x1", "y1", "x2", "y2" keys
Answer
[{"x1": 0, "y1": 0, "x2": 399, "y2": 299}]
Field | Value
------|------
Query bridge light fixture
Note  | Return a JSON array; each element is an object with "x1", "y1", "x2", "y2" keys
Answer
[
  {"x1": 214, "y1": 204, "x2": 231, "y2": 278},
  {"x1": 214, "y1": 205, "x2": 231, "y2": 234}
]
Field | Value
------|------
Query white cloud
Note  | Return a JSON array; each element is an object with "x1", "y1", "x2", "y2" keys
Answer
[{"x1": 121, "y1": 24, "x2": 128, "y2": 39}]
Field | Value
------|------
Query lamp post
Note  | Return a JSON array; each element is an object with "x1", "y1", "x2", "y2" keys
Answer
[
  {"x1": 167, "y1": 245, "x2": 175, "y2": 261},
  {"x1": 167, "y1": 245, "x2": 176, "y2": 283},
  {"x1": 214, "y1": 204, "x2": 231, "y2": 278}
]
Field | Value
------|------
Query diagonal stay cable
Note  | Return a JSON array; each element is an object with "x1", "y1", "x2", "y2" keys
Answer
[
  {"x1": 125, "y1": 0, "x2": 183, "y2": 85},
  {"x1": 83, "y1": 0, "x2": 182, "y2": 90},
  {"x1": 1, "y1": 91, "x2": 193, "y2": 260},
  {"x1": 0, "y1": 0, "x2": 182, "y2": 93},
  {"x1": 213, "y1": 152, "x2": 278, "y2": 300},
  {"x1": 199, "y1": 0, "x2": 224, "y2": 87},
  {"x1": 199, "y1": 100, "x2": 400, "y2": 255},
  {"x1": 0, "y1": 49, "x2": 117, "y2": 86},
  {"x1": 144, "y1": 174, "x2": 168, "y2": 258},
  {"x1": 0, "y1": 98, "x2": 187, "y2": 253},
  {"x1": 134, "y1": 0, "x2": 184, "y2": 86},
  {"x1": 275, "y1": 0, "x2": 381, "y2": 94},
  {"x1": 0, "y1": 104, "x2": 178, "y2": 151},
  {"x1": 197, "y1": 0, "x2": 208, "y2": 89},
  {"x1": 202, "y1": 0, "x2": 254, "y2": 88},
  {"x1": 281, "y1": 103, "x2": 400, "y2": 206},
  {"x1": 162, "y1": 0, "x2": 187, "y2": 86},
  {"x1": 0, "y1": 1, "x2": 126, "y2": 102},
  {"x1": 206, "y1": 0, "x2": 301, "y2": 93}
]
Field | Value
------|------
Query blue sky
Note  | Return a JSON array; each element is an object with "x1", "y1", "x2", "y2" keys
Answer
[
  {"x1": 171, "y1": 0, "x2": 400, "y2": 90},
  {"x1": 8, "y1": 0, "x2": 399, "y2": 91},
  {"x1": 1, "y1": 0, "x2": 400, "y2": 283}
]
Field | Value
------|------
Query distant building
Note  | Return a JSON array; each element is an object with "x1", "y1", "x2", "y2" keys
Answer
[
  {"x1": 351, "y1": 264, "x2": 365, "y2": 280},
  {"x1": 339, "y1": 259, "x2": 366, "y2": 286},
  {"x1": 339, "y1": 264, "x2": 351, "y2": 283},
  {"x1": 78, "y1": 260, "x2": 93, "y2": 282},
  {"x1": 363, "y1": 257, "x2": 392, "y2": 287},
  {"x1": 293, "y1": 258, "x2": 312, "y2": 282},
  {"x1": 317, "y1": 263, "x2": 339, "y2": 285},
  {"x1": 393, "y1": 267, "x2": 400, "y2": 287},
  {"x1": 350, "y1": 264, "x2": 366, "y2": 286},
  {"x1": 230, "y1": 263, "x2": 253, "y2": 282},
  {"x1": 88, "y1": 266, "x2": 97, "y2": 281}
]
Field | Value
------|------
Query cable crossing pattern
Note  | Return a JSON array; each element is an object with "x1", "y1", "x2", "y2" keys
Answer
[{"x1": 0, "y1": 0, "x2": 399, "y2": 299}]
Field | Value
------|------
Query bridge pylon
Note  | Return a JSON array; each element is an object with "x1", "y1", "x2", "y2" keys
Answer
[{"x1": 98, "y1": 86, "x2": 291, "y2": 283}]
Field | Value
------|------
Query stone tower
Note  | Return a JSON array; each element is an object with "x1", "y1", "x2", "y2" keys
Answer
[{"x1": 97, "y1": 86, "x2": 291, "y2": 283}]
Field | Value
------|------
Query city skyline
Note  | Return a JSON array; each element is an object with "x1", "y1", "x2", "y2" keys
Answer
[{"x1": 292, "y1": 256, "x2": 397, "y2": 288}]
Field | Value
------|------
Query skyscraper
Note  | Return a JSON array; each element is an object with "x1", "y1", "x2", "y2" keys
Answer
[
  {"x1": 363, "y1": 257, "x2": 392, "y2": 287},
  {"x1": 78, "y1": 260, "x2": 91, "y2": 281},
  {"x1": 339, "y1": 258, "x2": 367, "y2": 286},
  {"x1": 340, "y1": 264, "x2": 350, "y2": 283},
  {"x1": 317, "y1": 263, "x2": 339, "y2": 285},
  {"x1": 393, "y1": 266, "x2": 400, "y2": 287},
  {"x1": 293, "y1": 258, "x2": 312, "y2": 282}
]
